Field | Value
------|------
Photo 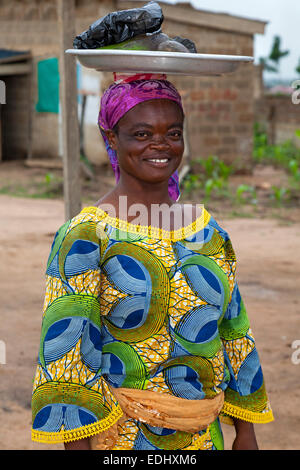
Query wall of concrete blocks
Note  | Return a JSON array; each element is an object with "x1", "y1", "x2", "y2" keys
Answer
[
  {"x1": 162, "y1": 19, "x2": 255, "y2": 170},
  {"x1": 255, "y1": 94, "x2": 300, "y2": 148}
]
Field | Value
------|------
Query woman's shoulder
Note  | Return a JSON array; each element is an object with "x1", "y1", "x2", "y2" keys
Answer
[
  {"x1": 50, "y1": 207, "x2": 105, "y2": 251},
  {"x1": 46, "y1": 208, "x2": 102, "y2": 277},
  {"x1": 205, "y1": 211, "x2": 231, "y2": 241},
  {"x1": 202, "y1": 209, "x2": 236, "y2": 260},
  {"x1": 183, "y1": 204, "x2": 233, "y2": 247}
]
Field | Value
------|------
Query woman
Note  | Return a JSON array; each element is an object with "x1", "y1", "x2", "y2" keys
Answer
[{"x1": 31, "y1": 75, "x2": 274, "y2": 450}]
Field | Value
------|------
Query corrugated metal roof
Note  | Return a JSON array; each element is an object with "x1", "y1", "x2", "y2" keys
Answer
[{"x1": 0, "y1": 49, "x2": 31, "y2": 65}]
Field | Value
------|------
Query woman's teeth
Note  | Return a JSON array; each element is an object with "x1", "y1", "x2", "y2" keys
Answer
[{"x1": 147, "y1": 159, "x2": 168, "y2": 163}]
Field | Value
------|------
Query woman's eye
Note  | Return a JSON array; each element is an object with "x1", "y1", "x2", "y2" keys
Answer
[
  {"x1": 168, "y1": 130, "x2": 182, "y2": 138},
  {"x1": 134, "y1": 131, "x2": 150, "y2": 138}
]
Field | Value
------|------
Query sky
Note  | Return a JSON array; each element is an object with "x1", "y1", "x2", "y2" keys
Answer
[{"x1": 161, "y1": 0, "x2": 300, "y2": 82}]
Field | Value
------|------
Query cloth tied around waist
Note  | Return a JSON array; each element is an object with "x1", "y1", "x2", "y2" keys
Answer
[{"x1": 90, "y1": 387, "x2": 224, "y2": 450}]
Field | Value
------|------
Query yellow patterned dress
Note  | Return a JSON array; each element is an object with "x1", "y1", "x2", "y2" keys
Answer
[{"x1": 31, "y1": 206, "x2": 273, "y2": 450}]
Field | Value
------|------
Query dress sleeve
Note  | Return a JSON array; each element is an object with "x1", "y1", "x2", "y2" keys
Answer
[
  {"x1": 218, "y1": 238, "x2": 274, "y2": 426},
  {"x1": 31, "y1": 213, "x2": 123, "y2": 444}
]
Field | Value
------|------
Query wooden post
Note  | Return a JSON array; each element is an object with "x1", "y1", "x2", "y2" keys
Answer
[
  {"x1": 27, "y1": 57, "x2": 33, "y2": 160},
  {"x1": 57, "y1": 0, "x2": 81, "y2": 221},
  {"x1": 0, "y1": 78, "x2": 5, "y2": 161},
  {"x1": 0, "y1": 104, "x2": 2, "y2": 162}
]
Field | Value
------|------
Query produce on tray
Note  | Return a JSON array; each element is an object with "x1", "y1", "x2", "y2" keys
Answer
[{"x1": 73, "y1": 1, "x2": 197, "y2": 53}]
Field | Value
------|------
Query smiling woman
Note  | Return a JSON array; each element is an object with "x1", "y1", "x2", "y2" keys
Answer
[
  {"x1": 105, "y1": 99, "x2": 184, "y2": 198},
  {"x1": 31, "y1": 73, "x2": 273, "y2": 451},
  {"x1": 98, "y1": 76, "x2": 184, "y2": 204}
]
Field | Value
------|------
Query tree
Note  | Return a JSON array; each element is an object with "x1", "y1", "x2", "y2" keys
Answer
[
  {"x1": 268, "y1": 36, "x2": 289, "y2": 72},
  {"x1": 296, "y1": 58, "x2": 300, "y2": 75},
  {"x1": 259, "y1": 35, "x2": 289, "y2": 74},
  {"x1": 259, "y1": 57, "x2": 277, "y2": 73}
]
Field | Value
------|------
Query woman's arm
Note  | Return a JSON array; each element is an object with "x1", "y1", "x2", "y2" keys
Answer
[
  {"x1": 232, "y1": 419, "x2": 258, "y2": 450},
  {"x1": 64, "y1": 437, "x2": 91, "y2": 450}
]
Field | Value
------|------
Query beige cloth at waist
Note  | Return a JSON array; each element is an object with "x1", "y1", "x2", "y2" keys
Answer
[{"x1": 90, "y1": 387, "x2": 224, "y2": 450}]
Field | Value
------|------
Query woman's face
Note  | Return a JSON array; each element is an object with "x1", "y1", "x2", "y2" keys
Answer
[{"x1": 106, "y1": 99, "x2": 184, "y2": 186}]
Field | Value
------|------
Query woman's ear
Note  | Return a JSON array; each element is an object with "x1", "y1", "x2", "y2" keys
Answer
[{"x1": 105, "y1": 130, "x2": 117, "y2": 151}]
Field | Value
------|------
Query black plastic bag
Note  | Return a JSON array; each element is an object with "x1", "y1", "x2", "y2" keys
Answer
[{"x1": 73, "y1": 1, "x2": 164, "y2": 49}]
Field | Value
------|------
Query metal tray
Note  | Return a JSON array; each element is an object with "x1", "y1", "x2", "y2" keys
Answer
[{"x1": 65, "y1": 49, "x2": 254, "y2": 76}]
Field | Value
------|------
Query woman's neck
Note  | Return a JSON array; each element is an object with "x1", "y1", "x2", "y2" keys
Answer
[
  {"x1": 113, "y1": 177, "x2": 174, "y2": 210},
  {"x1": 95, "y1": 176, "x2": 180, "y2": 225},
  {"x1": 95, "y1": 178, "x2": 203, "y2": 232}
]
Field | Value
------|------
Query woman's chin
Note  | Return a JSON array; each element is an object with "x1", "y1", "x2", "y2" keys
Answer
[
  {"x1": 138, "y1": 174, "x2": 175, "y2": 186},
  {"x1": 135, "y1": 164, "x2": 180, "y2": 183}
]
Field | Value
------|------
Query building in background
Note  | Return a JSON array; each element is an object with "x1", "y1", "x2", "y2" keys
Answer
[
  {"x1": 254, "y1": 73, "x2": 300, "y2": 149},
  {"x1": 0, "y1": 0, "x2": 268, "y2": 171}
]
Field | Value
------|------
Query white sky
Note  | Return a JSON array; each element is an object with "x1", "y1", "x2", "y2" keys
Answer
[{"x1": 161, "y1": 0, "x2": 300, "y2": 81}]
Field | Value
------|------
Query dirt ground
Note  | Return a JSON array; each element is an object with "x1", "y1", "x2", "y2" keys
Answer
[{"x1": 0, "y1": 161, "x2": 300, "y2": 450}]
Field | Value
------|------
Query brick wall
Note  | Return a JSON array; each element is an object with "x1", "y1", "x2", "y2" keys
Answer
[
  {"x1": 255, "y1": 94, "x2": 300, "y2": 148},
  {"x1": 162, "y1": 19, "x2": 255, "y2": 170}
]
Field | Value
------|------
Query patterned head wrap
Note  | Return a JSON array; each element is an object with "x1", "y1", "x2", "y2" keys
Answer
[{"x1": 98, "y1": 73, "x2": 183, "y2": 201}]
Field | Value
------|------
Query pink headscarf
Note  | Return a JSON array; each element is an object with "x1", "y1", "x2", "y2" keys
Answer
[{"x1": 98, "y1": 74, "x2": 183, "y2": 201}]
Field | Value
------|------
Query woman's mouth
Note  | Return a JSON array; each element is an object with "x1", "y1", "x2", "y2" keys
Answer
[{"x1": 143, "y1": 158, "x2": 170, "y2": 167}]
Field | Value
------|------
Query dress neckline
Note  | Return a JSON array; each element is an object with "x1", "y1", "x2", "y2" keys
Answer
[{"x1": 81, "y1": 205, "x2": 211, "y2": 241}]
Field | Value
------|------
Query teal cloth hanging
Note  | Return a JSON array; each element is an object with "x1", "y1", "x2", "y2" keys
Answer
[{"x1": 36, "y1": 57, "x2": 60, "y2": 113}]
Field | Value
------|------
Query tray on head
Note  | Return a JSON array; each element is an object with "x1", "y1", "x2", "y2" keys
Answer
[{"x1": 65, "y1": 49, "x2": 254, "y2": 76}]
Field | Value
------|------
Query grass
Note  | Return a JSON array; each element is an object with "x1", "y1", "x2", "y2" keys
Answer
[
  {"x1": 181, "y1": 125, "x2": 300, "y2": 212},
  {"x1": 0, "y1": 172, "x2": 63, "y2": 199},
  {"x1": 227, "y1": 210, "x2": 256, "y2": 219},
  {"x1": 253, "y1": 124, "x2": 300, "y2": 207}
]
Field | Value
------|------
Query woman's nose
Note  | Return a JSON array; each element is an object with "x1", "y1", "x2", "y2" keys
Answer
[{"x1": 149, "y1": 135, "x2": 170, "y2": 149}]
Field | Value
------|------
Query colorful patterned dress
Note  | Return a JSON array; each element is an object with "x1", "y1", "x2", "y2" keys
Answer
[{"x1": 31, "y1": 206, "x2": 273, "y2": 450}]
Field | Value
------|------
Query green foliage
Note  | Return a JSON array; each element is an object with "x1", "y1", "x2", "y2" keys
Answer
[
  {"x1": 0, "y1": 172, "x2": 63, "y2": 199},
  {"x1": 259, "y1": 35, "x2": 289, "y2": 74},
  {"x1": 44, "y1": 172, "x2": 55, "y2": 185},
  {"x1": 269, "y1": 36, "x2": 289, "y2": 66},
  {"x1": 253, "y1": 123, "x2": 300, "y2": 171},
  {"x1": 182, "y1": 125, "x2": 300, "y2": 209},
  {"x1": 196, "y1": 155, "x2": 234, "y2": 180},
  {"x1": 259, "y1": 57, "x2": 277, "y2": 73},
  {"x1": 181, "y1": 155, "x2": 233, "y2": 202},
  {"x1": 288, "y1": 159, "x2": 300, "y2": 181},
  {"x1": 253, "y1": 123, "x2": 300, "y2": 206},
  {"x1": 270, "y1": 186, "x2": 291, "y2": 207},
  {"x1": 235, "y1": 184, "x2": 257, "y2": 205},
  {"x1": 296, "y1": 58, "x2": 300, "y2": 75}
]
